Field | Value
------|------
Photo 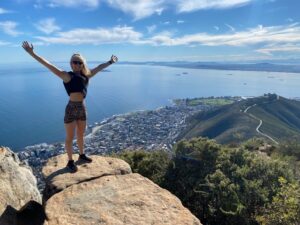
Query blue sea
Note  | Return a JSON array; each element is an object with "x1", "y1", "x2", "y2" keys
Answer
[{"x1": 1, "y1": 62, "x2": 299, "y2": 151}]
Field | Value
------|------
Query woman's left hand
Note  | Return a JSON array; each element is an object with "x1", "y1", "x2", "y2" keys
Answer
[{"x1": 110, "y1": 55, "x2": 118, "y2": 64}]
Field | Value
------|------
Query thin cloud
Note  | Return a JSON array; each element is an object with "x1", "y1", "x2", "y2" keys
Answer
[
  {"x1": 177, "y1": 20, "x2": 185, "y2": 24},
  {"x1": 35, "y1": 26, "x2": 143, "y2": 45},
  {"x1": 155, "y1": 8, "x2": 164, "y2": 16},
  {"x1": 214, "y1": 26, "x2": 220, "y2": 31},
  {"x1": 0, "y1": 21, "x2": 22, "y2": 37},
  {"x1": 256, "y1": 44, "x2": 300, "y2": 55},
  {"x1": 0, "y1": 8, "x2": 12, "y2": 14},
  {"x1": 0, "y1": 40, "x2": 11, "y2": 46},
  {"x1": 147, "y1": 23, "x2": 300, "y2": 47},
  {"x1": 33, "y1": 0, "x2": 42, "y2": 9},
  {"x1": 147, "y1": 25, "x2": 157, "y2": 34},
  {"x1": 46, "y1": 0, "x2": 100, "y2": 8},
  {"x1": 175, "y1": 0, "x2": 252, "y2": 13},
  {"x1": 106, "y1": 0, "x2": 165, "y2": 20},
  {"x1": 225, "y1": 23, "x2": 235, "y2": 32},
  {"x1": 35, "y1": 18, "x2": 61, "y2": 34}
]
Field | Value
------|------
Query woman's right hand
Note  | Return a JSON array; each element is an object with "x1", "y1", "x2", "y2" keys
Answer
[{"x1": 22, "y1": 41, "x2": 34, "y2": 54}]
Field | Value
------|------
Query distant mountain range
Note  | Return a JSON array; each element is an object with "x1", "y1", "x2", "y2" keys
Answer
[
  {"x1": 121, "y1": 61, "x2": 300, "y2": 73},
  {"x1": 176, "y1": 94, "x2": 300, "y2": 144}
]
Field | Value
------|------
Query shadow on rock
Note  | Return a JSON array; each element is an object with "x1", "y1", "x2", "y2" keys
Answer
[{"x1": 0, "y1": 201, "x2": 47, "y2": 225}]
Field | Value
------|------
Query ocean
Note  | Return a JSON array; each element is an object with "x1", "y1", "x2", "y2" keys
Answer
[{"x1": 1, "y1": 62, "x2": 299, "y2": 151}]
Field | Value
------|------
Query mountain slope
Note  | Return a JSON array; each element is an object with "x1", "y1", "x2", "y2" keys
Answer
[{"x1": 178, "y1": 95, "x2": 300, "y2": 144}]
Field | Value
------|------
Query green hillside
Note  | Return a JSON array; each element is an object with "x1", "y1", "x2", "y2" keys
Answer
[{"x1": 178, "y1": 94, "x2": 300, "y2": 144}]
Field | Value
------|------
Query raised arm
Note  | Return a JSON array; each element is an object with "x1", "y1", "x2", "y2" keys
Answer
[
  {"x1": 22, "y1": 41, "x2": 69, "y2": 81},
  {"x1": 89, "y1": 55, "x2": 118, "y2": 78}
]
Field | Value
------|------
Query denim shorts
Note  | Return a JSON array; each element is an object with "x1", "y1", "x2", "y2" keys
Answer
[{"x1": 64, "y1": 101, "x2": 87, "y2": 123}]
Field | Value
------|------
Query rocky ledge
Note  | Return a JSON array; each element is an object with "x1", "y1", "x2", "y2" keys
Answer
[{"x1": 1, "y1": 148, "x2": 201, "y2": 225}]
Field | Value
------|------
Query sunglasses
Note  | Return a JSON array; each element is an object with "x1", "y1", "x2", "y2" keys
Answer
[{"x1": 72, "y1": 61, "x2": 83, "y2": 65}]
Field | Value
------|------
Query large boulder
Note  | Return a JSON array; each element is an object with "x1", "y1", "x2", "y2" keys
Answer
[
  {"x1": 43, "y1": 154, "x2": 201, "y2": 225},
  {"x1": 0, "y1": 147, "x2": 41, "y2": 216}
]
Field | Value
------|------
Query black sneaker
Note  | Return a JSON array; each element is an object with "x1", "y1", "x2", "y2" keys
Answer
[
  {"x1": 78, "y1": 154, "x2": 93, "y2": 163},
  {"x1": 66, "y1": 160, "x2": 78, "y2": 173}
]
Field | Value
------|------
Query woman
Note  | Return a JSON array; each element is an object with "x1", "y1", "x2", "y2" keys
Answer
[{"x1": 22, "y1": 41, "x2": 118, "y2": 173}]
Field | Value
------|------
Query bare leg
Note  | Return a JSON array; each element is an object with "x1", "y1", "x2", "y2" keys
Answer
[
  {"x1": 64, "y1": 121, "x2": 76, "y2": 160},
  {"x1": 76, "y1": 120, "x2": 87, "y2": 155}
]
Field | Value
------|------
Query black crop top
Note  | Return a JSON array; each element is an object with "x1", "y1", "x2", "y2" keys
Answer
[{"x1": 63, "y1": 72, "x2": 89, "y2": 98}]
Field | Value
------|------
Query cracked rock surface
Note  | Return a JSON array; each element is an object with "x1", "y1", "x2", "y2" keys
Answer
[{"x1": 43, "y1": 154, "x2": 201, "y2": 225}]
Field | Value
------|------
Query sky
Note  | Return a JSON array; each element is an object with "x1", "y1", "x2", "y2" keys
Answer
[{"x1": 0, "y1": 0, "x2": 300, "y2": 63}]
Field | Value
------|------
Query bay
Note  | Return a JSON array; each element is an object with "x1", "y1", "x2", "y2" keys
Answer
[{"x1": 0, "y1": 62, "x2": 299, "y2": 151}]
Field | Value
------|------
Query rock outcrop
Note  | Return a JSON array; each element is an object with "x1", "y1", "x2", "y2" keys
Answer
[
  {"x1": 43, "y1": 154, "x2": 202, "y2": 225},
  {"x1": 0, "y1": 147, "x2": 41, "y2": 215}
]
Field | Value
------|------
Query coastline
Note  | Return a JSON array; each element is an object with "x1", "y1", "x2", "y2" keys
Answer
[
  {"x1": 17, "y1": 99, "x2": 214, "y2": 192},
  {"x1": 15, "y1": 94, "x2": 290, "y2": 192}
]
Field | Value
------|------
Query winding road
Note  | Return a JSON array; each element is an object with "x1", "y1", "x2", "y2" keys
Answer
[{"x1": 244, "y1": 104, "x2": 279, "y2": 145}]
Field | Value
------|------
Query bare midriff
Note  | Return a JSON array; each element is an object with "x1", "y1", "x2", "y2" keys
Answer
[{"x1": 69, "y1": 92, "x2": 85, "y2": 102}]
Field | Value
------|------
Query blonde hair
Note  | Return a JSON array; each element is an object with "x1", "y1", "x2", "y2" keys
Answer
[{"x1": 70, "y1": 53, "x2": 91, "y2": 76}]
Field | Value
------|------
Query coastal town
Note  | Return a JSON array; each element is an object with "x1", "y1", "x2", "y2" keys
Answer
[{"x1": 17, "y1": 97, "x2": 238, "y2": 191}]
